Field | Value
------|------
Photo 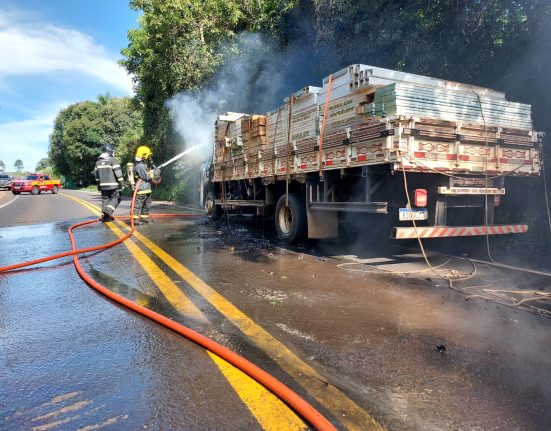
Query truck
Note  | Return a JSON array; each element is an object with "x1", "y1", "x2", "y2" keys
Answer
[
  {"x1": 11, "y1": 173, "x2": 62, "y2": 195},
  {"x1": 202, "y1": 65, "x2": 543, "y2": 243}
]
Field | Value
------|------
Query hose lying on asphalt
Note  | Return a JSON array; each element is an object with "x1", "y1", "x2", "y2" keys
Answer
[{"x1": 0, "y1": 181, "x2": 337, "y2": 431}]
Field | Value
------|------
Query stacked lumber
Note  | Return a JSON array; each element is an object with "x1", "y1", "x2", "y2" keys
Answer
[
  {"x1": 213, "y1": 112, "x2": 258, "y2": 181},
  {"x1": 213, "y1": 120, "x2": 228, "y2": 165},
  {"x1": 329, "y1": 64, "x2": 505, "y2": 98},
  {"x1": 242, "y1": 115, "x2": 267, "y2": 177},
  {"x1": 226, "y1": 118, "x2": 244, "y2": 157},
  {"x1": 362, "y1": 82, "x2": 532, "y2": 130},
  {"x1": 212, "y1": 64, "x2": 541, "y2": 182},
  {"x1": 241, "y1": 115, "x2": 267, "y2": 154},
  {"x1": 265, "y1": 86, "x2": 320, "y2": 175}
]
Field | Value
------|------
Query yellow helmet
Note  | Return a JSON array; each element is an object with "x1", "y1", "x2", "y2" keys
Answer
[{"x1": 136, "y1": 145, "x2": 152, "y2": 160}]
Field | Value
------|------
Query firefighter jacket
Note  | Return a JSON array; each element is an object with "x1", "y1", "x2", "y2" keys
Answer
[
  {"x1": 134, "y1": 160, "x2": 152, "y2": 194},
  {"x1": 94, "y1": 153, "x2": 123, "y2": 191}
]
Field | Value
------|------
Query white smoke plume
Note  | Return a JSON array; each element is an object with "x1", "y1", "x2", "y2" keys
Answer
[
  {"x1": 165, "y1": 91, "x2": 220, "y2": 162},
  {"x1": 165, "y1": 32, "x2": 319, "y2": 161}
]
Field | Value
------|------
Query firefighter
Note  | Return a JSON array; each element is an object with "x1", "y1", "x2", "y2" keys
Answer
[
  {"x1": 94, "y1": 143, "x2": 124, "y2": 222},
  {"x1": 133, "y1": 145, "x2": 154, "y2": 225}
]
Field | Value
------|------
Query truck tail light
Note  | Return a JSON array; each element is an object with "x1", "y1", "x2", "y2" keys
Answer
[
  {"x1": 494, "y1": 195, "x2": 501, "y2": 206},
  {"x1": 414, "y1": 189, "x2": 428, "y2": 207}
]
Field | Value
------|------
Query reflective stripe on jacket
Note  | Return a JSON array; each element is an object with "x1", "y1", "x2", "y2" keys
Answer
[
  {"x1": 134, "y1": 160, "x2": 151, "y2": 194},
  {"x1": 95, "y1": 154, "x2": 123, "y2": 191}
]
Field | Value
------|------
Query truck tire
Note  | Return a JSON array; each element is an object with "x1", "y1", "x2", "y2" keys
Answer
[
  {"x1": 52, "y1": 185, "x2": 59, "y2": 194},
  {"x1": 205, "y1": 191, "x2": 222, "y2": 220},
  {"x1": 275, "y1": 193, "x2": 307, "y2": 243},
  {"x1": 31, "y1": 186, "x2": 39, "y2": 195}
]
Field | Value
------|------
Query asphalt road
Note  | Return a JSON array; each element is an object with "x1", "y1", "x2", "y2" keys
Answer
[
  {"x1": 0, "y1": 190, "x2": 91, "y2": 227},
  {"x1": 1, "y1": 189, "x2": 551, "y2": 431}
]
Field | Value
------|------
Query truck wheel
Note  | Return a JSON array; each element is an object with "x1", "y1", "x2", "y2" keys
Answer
[
  {"x1": 52, "y1": 185, "x2": 59, "y2": 194},
  {"x1": 31, "y1": 186, "x2": 39, "y2": 195},
  {"x1": 205, "y1": 191, "x2": 222, "y2": 220},
  {"x1": 275, "y1": 193, "x2": 307, "y2": 243}
]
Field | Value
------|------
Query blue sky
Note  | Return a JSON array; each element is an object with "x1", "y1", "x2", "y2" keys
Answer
[{"x1": 0, "y1": 0, "x2": 139, "y2": 173}]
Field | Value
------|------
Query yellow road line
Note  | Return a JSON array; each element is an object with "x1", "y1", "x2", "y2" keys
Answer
[
  {"x1": 63, "y1": 194, "x2": 204, "y2": 319},
  {"x1": 107, "y1": 223, "x2": 208, "y2": 323},
  {"x1": 62, "y1": 192, "x2": 306, "y2": 431},
  {"x1": 208, "y1": 352, "x2": 307, "y2": 430},
  {"x1": 118, "y1": 219, "x2": 384, "y2": 430},
  {"x1": 60, "y1": 193, "x2": 102, "y2": 217}
]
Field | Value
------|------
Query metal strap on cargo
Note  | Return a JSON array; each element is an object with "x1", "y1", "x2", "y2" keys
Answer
[
  {"x1": 392, "y1": 224, "x2": 527, "y2": 239},
  {"x1": 437, "y1": 187, "x2": 505, "y2": 195},
  {"x1": 318, "y1": 73, "x2": 333, "y2": 178}
]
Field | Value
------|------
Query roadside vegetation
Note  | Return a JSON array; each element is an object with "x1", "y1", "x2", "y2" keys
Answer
[{"x1": 49, "y1": 95, "x2": 142, "y2": 187}]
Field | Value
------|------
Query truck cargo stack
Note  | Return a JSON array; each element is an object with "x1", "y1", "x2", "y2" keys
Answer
[{"x1": 203, "y1": 64, "x2": 543, "y2": 243}]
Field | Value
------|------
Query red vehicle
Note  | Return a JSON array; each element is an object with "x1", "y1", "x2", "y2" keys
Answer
[{"x1": 11, "y1": 173, "x2": 62, "y2": 195}]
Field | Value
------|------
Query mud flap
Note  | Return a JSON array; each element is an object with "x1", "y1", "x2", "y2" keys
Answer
[{"x1": 307, "y1": 208, "x2": 338, "y2": 239}]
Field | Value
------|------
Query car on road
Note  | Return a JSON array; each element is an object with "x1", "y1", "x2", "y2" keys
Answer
[
  {"x1": 11, "y1": 173, "x2": 62, "y2": 195},
  {"x1": 0, "y1": 174, "x2": 11, "y2": 190}
]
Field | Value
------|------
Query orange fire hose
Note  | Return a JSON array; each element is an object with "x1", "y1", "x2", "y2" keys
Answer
[{"x1": 0, "y1": 182, "x2": 337, "y2": 431}]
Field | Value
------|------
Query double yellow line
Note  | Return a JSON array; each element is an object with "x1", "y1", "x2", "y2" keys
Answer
[{"x1": 62, "y1": 192, "x2": 384, "y2": 431}]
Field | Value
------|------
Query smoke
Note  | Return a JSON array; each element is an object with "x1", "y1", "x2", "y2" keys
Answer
[
  {"x1": 165, "y1": 91, "x2": 218, "y2": 161},
  {"x1": 165, "y1": 32, "x2": 327, "y2": 161}
]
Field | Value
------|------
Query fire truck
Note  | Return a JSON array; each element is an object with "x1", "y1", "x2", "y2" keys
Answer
[{"x1": 202, "y1": 65, "x2": 543, "y2": 243}]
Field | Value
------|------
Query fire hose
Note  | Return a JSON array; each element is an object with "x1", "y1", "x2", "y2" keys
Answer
[{"x1": 0, "y1": 180, "x2": 337, "y2": 431}]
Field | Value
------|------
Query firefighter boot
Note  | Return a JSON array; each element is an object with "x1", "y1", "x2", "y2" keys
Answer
[{"x1": 102, "y1": 212, "x2": 115, "y2": 222}]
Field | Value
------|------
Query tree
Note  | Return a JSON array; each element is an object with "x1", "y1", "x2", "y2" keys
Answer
[
  {"x1": 48, "y1": 96, "x2": 142, "y2": 185},
  {"x1": 0, "y1": 160, "x2": 5, "y2": 171},
  {"x1": 120, "y1": 0, "x2": 296, "y2": 154},
  {"x1": 35, "y1": 158, "x2": 50, "y2": 171},
  {"x1": 14, "y1": 159, "x2": 23, "y2": 172}
]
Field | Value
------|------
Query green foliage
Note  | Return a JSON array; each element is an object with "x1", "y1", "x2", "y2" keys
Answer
[
  {"x1": 122, "y1": 0, "x2": 238, "y2": 145},
  {"x1": 308, "y1": 0, "x2": 529, "y2": 82},
  {"x1": 120, "y1": 0, "x2": 296, "y2": 149},
  {"x1": 151, "y1": 182, "x2": 187, "y2": 202},
  {"x1": 147, "y1": 160, "x2": 201, "y2": 203},
  {"x1": 119, "y1": 0, "x2": 298, "y2": 195},
  {"x1": 0, "y1": 160, "x2": 5, "y2": 170},
  {"x1": 35, "y1": 158, "x2": 50, "y2": 171},
  {"x1": 14, "y1": 159, "x2": 23, "y2": 172},
  {"x1": 48, "y1": 95, "x2": 142, "y2": 185}
]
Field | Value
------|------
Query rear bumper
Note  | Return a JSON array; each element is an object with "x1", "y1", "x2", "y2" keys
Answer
[{"x1": 392, "y1": 224, "x2": 528, "y2": 239}]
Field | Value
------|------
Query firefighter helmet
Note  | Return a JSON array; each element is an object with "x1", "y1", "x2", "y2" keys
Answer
[
  {"x1": 102, "y1": 143, "x2": 114, "y2": 155},
  {"x1": 135, "y1": 146, "x2": 152, "y2": 160}
]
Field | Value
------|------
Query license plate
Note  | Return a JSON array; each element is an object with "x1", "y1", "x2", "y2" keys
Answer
[
  {"x1": 399, "y1": 208, "x2": 428, "y2": 221},
  {"x1": 14, "y1": 186, "x2": 20, "y2": 190}
]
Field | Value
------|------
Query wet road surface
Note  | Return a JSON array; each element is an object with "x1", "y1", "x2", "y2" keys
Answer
[
  {"x1": 0, "y1": 190, "x2": 91, "y2": 227},
  {"x1": 1, "y1": 189, "x2": 551, "y2": 430}
]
